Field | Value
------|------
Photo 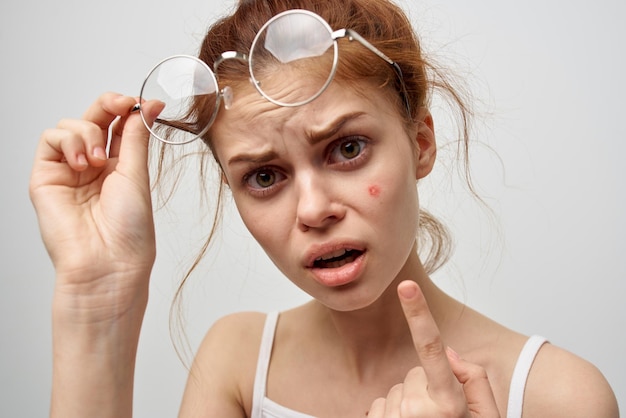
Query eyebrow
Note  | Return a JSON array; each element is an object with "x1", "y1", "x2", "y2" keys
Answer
[
  {"x1": 306, "y1": 111, "x2": 367, "y2": 145},
  {"x1": 227, "y1": 149, "x2": 279, "y2": 167},
  {"x1": 227, "y1": 111, "x2": 367, "y2": 167}
]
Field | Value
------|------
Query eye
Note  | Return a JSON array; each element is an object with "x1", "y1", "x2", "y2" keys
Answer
[
  {"x1": 328, "y1": 136, "x2": 368, "y2": 165},
  {"x1": 244, "y1": 167, "x2": 286, "y2": 192}
]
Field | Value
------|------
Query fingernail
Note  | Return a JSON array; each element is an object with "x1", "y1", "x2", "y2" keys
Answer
[
  {"x1": 151, "y1": 100, "x2": 166, "y2": 117},
  {"x1": 77, "y1": 153, "x2": 88, "y2": 167},
  {"x1": 446, "y1": 346, "x2": 460, "y2": 360},
  {"x1": 93, "y1": 146, "x2": 107, "y2": 160},
  {"x1": 398, "y1": 281, "x2": 418, "y2": 299}
]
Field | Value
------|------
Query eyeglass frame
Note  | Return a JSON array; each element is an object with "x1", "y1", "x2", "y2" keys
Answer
[{"x1": 137, "y1": 8, "x2": 412, "y2": 145}]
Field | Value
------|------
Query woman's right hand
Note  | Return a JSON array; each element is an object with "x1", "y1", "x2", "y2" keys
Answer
[
  {"x1": 30, "y1": 93, "x2": 165, "y2": 318},
  {"x1": 31, "y1": 93, "x2": 166, "y2": 418}
]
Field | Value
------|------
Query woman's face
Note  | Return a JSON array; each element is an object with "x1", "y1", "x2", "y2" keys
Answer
[{"x1": 211, "y1": 79, "x2": 436, "y2": 311}]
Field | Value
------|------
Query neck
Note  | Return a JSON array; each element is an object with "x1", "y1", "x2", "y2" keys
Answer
[{"x1": 308, "y1": 250, "x2": 460, "y2": 382}]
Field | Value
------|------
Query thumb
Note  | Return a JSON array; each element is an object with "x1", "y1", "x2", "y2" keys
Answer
[
  {"x1": 446, "y1": 347, "x2": 500, "y2": 418},
  {"x1": 116, "y1": 100, "x2": 165, "y2": 179}
]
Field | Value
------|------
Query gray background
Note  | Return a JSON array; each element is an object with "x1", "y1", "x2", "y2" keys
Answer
[{"x1": 1, "y1": 0, "x2": 624, "y2": 416}]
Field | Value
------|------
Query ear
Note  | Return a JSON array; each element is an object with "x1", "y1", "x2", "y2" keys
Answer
[
  {"x1": 221, "y1": 171, "x2": 230, "y2": 186},
  {"x1": 414, "y1": 109, "x2": 436, "y2": 180},
  {"x1": 213, "y1": 158, "x2": 230, "y2": 186}
]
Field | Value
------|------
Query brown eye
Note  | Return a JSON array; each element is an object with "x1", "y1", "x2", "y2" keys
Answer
[
  {"x1": 339, "y1": 140, "x2": 361, "y2": 159},
  {"x1": 254, "y1": 170, "x2": 275, "y2": 188},
  {"x1": 329, "y1": 137, "x2": 368, "y2": 164}
]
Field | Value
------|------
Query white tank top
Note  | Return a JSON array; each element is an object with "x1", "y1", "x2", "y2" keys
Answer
[{"x1": 251, "y1": 312, "x2": 547, "y2": 418}]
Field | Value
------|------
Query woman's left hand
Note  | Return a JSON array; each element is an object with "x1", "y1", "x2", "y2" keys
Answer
[{"x1": 367, "y1": 281, "x2": 500, "y2": 418}]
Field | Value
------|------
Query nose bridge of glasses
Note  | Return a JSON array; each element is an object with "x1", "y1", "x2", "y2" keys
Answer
[
  {"x1": 212, "y1": 51, "x2": 250, "y2": 110},
  {"x1": 213, "y1": 50, "x2": 249, "y2": 74}
]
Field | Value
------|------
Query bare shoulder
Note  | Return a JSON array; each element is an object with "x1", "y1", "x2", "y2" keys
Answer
[
  {"x1": 178, "y1": 311, "x2": 268, "y2": 418},
  {"x1": 203, "y1": 311, "x2": 268, "y2": 349},
  {"x1": 523, "y1": 342, "x2": 618, "y2": 417}
]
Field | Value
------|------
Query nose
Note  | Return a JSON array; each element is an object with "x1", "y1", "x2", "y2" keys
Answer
[{"x1": 295, "y1": 172, "x2": 345, "y2": 232}]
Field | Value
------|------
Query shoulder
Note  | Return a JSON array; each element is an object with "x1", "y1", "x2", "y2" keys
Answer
[
  {"x1": 197, "y1": 311, "x2": 268, "y2": 379},
  {"x1": 178, "y1": 311, "x2": 269, "y2": 418},
  {"x1": 203, "y1": 311, "x2": 269, "y2": 347},
  {"x1": 522, "y1": 342, "x2": 618, "y2": 417}
]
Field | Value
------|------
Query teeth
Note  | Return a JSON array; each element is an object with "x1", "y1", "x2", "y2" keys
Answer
[{"x1": 317, "y1": 249, "x2": 349, "y2": 261}]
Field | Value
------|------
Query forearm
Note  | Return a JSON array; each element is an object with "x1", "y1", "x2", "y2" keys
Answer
[{"x1": 50, "y1": 274, "x2": 149, "y2": 418}]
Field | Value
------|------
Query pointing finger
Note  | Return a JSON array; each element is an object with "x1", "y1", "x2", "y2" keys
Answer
[{"x1": 398, "y1": 280, "x2": 460, "y2": 397}]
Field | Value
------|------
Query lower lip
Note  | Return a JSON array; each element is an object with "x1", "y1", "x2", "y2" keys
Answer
[{"x1": 308, "y1": 252, "x2": 366, "y2": 287}]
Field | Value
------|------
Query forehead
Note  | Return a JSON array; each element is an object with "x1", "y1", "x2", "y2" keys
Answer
[{"x1": 209, "y1": 78, "x2": 402, "y2": 159}]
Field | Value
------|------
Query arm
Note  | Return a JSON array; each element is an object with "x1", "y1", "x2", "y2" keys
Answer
[{"x1": 30, "y1": 94, "x2": 164, "y2": 418}]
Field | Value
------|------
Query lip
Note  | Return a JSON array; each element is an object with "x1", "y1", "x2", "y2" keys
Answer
[{"x1": 304, "y1": 241, "x2": 367, "y2": 287}]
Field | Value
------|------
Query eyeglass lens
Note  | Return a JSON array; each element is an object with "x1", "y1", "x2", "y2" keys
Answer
[
  {"x1": 250, "y1": 10, "x2": 336, "y2": 107},
  {"x1": 139, "y1": 55, "x2": 219, "y2": 144}
]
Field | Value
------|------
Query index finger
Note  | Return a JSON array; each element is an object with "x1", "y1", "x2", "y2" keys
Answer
[
  {"x1": 81, "y1": 93, "x2": 139, "y2": 158},
  {"x1": 81, "y1": 93, "x2": 137, "y2": 130},
  {"x1": 398, "y1": 280, "x2": 458, "y2": 395}
]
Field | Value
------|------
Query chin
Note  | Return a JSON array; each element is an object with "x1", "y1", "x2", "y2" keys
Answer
[{"x1": 313, "y1": 281, "x2": 390, "y2": 313}]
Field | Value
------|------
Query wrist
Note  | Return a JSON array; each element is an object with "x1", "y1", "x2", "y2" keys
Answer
[{"x1": 52, "y1": 268, "x2": 151, "y2": 329}]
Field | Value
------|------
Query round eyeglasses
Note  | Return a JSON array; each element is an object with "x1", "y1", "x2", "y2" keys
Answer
[{"x1": 137, "y1": 9, "x2": 410, "y2": 145}]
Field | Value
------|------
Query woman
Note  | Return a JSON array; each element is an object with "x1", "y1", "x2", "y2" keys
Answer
[{"x1": 29, "y1": 0, "x2": 618, "y2": 417}]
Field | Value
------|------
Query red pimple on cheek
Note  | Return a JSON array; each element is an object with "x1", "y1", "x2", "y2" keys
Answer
[{"x1": 368, "y1": 185, "x2": 381, "y2": 197}]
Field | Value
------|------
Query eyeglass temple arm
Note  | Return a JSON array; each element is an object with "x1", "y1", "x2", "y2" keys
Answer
[
  {"x1": 214, "y1": 50, "x2": 249, "y2": 72},
  {"x1": 333, "y1": 29, "x2": 412, "y2": 117},
  {"x1": 132, "y1": 98, "x2": 202, "y2": 137},
  {"x1": 154, "y1": 117, "x2": 200, "y2": 135}
]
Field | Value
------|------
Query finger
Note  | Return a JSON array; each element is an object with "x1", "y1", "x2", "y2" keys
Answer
[
  {"x1": 35, "y1": 127, "x2": 89, "y2": 171},
  {"x1": 447, "y1": 348, "x2": 500, "y2": 417},
  {"x1": 32, "y1": 94, "x2": 155, "y2": 182},
  {"x1": 108, "y1": 113, "x2": 128, "y2": 159},
  {"x1": 56, "y1": 119, "x2": 110, "y2": 167},
  {"x1": 108, "y1": 98, "x2": 141, "y2": 159},
  {"x1": 82, "y1": 92, "x2": 137, "y2": 131},
  {"x1": 400, "y1": 367, "x2": 428, "y2": 414},
  {"x1": 384, "y1": 383, "x2": 403, "y2": 417},
  {"x1": 113, "y1": 99, "x2": 164, "y2": 180},
  {"x1": 31, "y1": 122, "x2": 114, "y2": 203},
  {"x1": 367, "y1": 397, "x2": 386, "y2": 418},
  {"x1": 83, "y1": 93, "x2": 144, "y2": 160},
  {"x1": 398, "y1": 280, "x2": 458, "y2": 395},
  {"x1": 35, "y1": 121, "x2": 106, "y2": 171}
]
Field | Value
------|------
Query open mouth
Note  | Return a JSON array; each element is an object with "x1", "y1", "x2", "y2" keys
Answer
[{"x1": 312, "y1": 249, "x2": 364, "y2": 269}]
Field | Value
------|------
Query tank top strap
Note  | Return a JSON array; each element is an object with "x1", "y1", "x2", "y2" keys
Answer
[
  {"x1": 251, "y1": 311, "x2": 280, "y2": 418},
  {"x1": 507, "y1": 335, "x2": 548, "y2": 418}
]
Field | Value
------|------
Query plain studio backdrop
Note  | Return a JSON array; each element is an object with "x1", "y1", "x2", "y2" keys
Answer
[{"x1": 1, "y1": 0, "x2": 624, "y2": 416}]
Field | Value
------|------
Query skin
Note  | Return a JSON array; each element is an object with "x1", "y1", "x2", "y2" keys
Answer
[{"x1": 30, "y1": 82, "x2": 618, "y2": 416}]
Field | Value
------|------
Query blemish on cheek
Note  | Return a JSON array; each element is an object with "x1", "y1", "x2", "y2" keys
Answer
[{"x1": 368, "y1": 185, "x2": 381, "y2": 198}]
